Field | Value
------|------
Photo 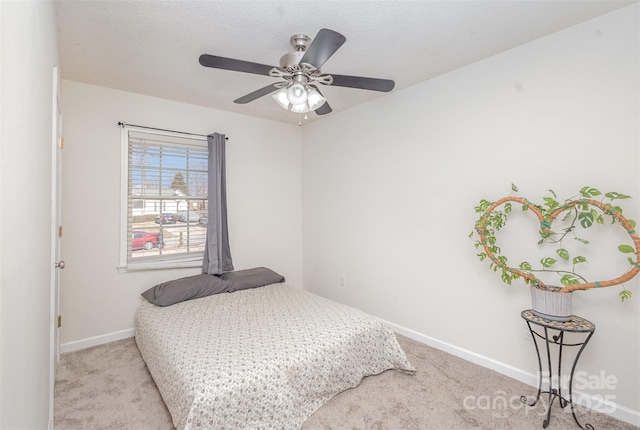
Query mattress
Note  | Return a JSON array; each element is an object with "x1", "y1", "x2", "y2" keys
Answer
[{"x1": 135, "y1": 283, "x2": 415, "y2": 429}]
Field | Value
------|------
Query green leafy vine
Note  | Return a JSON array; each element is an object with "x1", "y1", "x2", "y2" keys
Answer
[{"x1": 470, "y1": 185, "x2": 640, "y2": 302}]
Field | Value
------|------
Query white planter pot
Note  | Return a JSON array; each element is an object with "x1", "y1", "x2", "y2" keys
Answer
[{"x1": 530, "y1": 286, "x2": 573, "y2": 321}]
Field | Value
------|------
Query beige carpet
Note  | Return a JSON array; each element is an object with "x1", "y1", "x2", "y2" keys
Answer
[{"x1": 54, "y1": 334, "x2": 638, "y2": 430}]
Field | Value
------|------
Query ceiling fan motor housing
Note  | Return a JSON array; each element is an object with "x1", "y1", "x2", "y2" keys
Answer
[
  {"x1": 279, "y1": 33, "x2": 314, "y2": 72},
  {"x1": 279, "y1": 50, "x2": 305, "y2": 70}
]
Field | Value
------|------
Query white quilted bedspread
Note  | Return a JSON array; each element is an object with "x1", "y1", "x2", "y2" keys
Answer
[{"x1": 135, "y1": 283, "x2": 415, "y2": 430}]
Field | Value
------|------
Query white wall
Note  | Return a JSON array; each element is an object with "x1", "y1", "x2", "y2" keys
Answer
[
  {"x1": 0, "y1": 1, "x2": 58, "y2": 428},
  {"x1": 59, "y1": 81, "x2": 302, "y2": 344},
  {"x1": 302, "y1": 4, "x2": 639, "y2": 423}
]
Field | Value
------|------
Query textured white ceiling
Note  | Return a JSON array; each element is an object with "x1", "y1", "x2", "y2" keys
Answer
[{"x1": 55, "y1": 0, "x2": 636, "y2": 126}]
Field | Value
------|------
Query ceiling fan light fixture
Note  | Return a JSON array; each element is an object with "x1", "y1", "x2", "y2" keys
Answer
[
  {"x1": 273, "y1": 84, "x2": 325, "y2": 113},
  {"x1": 290, "y1": 102, "x2": 310, "y2": 113},
  {"x1": 286, "y1": 82, "x2": 308, "y2": 105},
  {"x1": 306, "y1": 88, "x2": 326, "y2": 111},
  {"x1": 272, "y1": 88, "x2": 290, "y2": 110}
]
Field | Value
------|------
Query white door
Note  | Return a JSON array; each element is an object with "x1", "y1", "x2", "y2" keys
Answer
[{"x1": 49, "y1": 66, "x2": 64, "y2": 426}]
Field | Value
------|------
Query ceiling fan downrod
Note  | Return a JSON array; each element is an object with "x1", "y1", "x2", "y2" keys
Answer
[{"x1": 279, "y1": 34, "x2": 311, "y2": 70}]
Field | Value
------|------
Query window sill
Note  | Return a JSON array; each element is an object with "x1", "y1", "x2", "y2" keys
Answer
[{"x1": 117, "y1": 260, "x2": 202, "y2": 273}]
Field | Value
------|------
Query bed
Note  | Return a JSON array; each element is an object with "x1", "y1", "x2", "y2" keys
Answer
[{"x1": 135, "y1": 270, "x2": 415, "y2": 430}]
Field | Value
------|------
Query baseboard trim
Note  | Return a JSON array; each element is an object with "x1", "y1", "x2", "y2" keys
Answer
[
  {"x1": 59, "y1": 328, "x2": 135, "y2": 354},
  {"x1": 382, "y1": 319, "x2": 640, "y2": 427}
]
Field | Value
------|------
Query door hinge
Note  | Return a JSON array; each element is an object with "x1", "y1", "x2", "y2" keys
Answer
[
  {"x1": 58, "y1": 137, "x2": 64, "y2": 149},
  {"x1": 58, "y1": 225, "x2": 63, "y2": 238},
  {"x1": 57, "y1": 315, "x2": 62, "y2": 328}
]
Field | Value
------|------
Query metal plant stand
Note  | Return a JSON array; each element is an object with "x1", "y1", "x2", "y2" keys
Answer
[{"x1": 520, "y1": 310, "x2": 596, "y2": 429}]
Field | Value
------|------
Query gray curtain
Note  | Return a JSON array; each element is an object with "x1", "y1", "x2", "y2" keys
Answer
[{"x1": 202, "y1": 133, "x2": 234, "y2": 275}]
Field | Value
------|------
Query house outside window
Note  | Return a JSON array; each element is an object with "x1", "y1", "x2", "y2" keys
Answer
[{"x1": 119, "y1": 126, "x2": 208, "y2": 271}]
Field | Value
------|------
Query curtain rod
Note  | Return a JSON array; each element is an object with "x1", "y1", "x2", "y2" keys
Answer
[{"x1": 117, "y1": 122, "x2": 228, "y2": 140}]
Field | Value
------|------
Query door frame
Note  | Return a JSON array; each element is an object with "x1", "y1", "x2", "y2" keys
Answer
[{"x1": 49, "y1": 66, "x2": 63, "y2": 428}]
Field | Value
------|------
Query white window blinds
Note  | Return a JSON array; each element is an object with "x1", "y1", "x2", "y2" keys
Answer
[{"x1": 119, "y1": 127, "x2": 209, "y2": 271}]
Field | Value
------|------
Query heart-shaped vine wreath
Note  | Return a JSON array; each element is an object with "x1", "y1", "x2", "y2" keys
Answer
[{"x1": 472, "y1": 186, "x2": 640, "y2": 301}]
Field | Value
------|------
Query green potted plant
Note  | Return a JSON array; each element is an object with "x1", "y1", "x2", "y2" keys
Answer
[{"x1": 471, "y1": 184, "x2": 640, "y2": 321}]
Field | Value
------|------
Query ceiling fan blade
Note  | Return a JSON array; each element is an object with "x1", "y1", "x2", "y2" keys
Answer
[
  {"x1": 199, "y1": 54, "x2": 273, "y2": 76},
  {"x1": 314, "y1": 101, "x2": 332, "y2": 116},
  {"x1": 234, "y1": 83, "x2": 280, "y2": 104},
  {"x1": 300, "y1": 28, "x2": 346, "y2": 69},
  {"x1": 326, "y1": 74, "x2": 395, "y2": 92}
]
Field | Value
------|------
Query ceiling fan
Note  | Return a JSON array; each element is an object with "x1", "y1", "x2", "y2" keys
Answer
[{"x1": 199, "y1": 28, "x2": 395, "y2": 116}]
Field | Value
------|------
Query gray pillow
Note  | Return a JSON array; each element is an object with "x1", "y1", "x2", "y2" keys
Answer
[
  {"x1": 141, "y1": 274, "x2": 233, "y2": 306},
  {"x1": 220, "y1": 267, "x2": 285, "y2": 292}
]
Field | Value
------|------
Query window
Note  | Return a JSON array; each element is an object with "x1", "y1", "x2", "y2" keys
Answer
[{"x1": 119, "y1": 126, "x2": 208, "y2": 271}]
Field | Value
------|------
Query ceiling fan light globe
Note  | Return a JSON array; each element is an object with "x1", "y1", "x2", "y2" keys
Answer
[
  {"x1": 286, "y1": 82, "x2": 308, "y2": 105},
  {"x1": 306, "y1": 88, "x2": 327, "y2": 111},
  {"x1": 272, "y1": 88, "x2": 290, "y2": 110},
  {"x1": 290, "y1": 102, "x2": 310, "y2": 113}
]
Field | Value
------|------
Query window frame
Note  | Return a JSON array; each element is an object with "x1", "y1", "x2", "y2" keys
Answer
[{"x1": 118, "y1": 125, "x2": 208, "y2": 272}]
